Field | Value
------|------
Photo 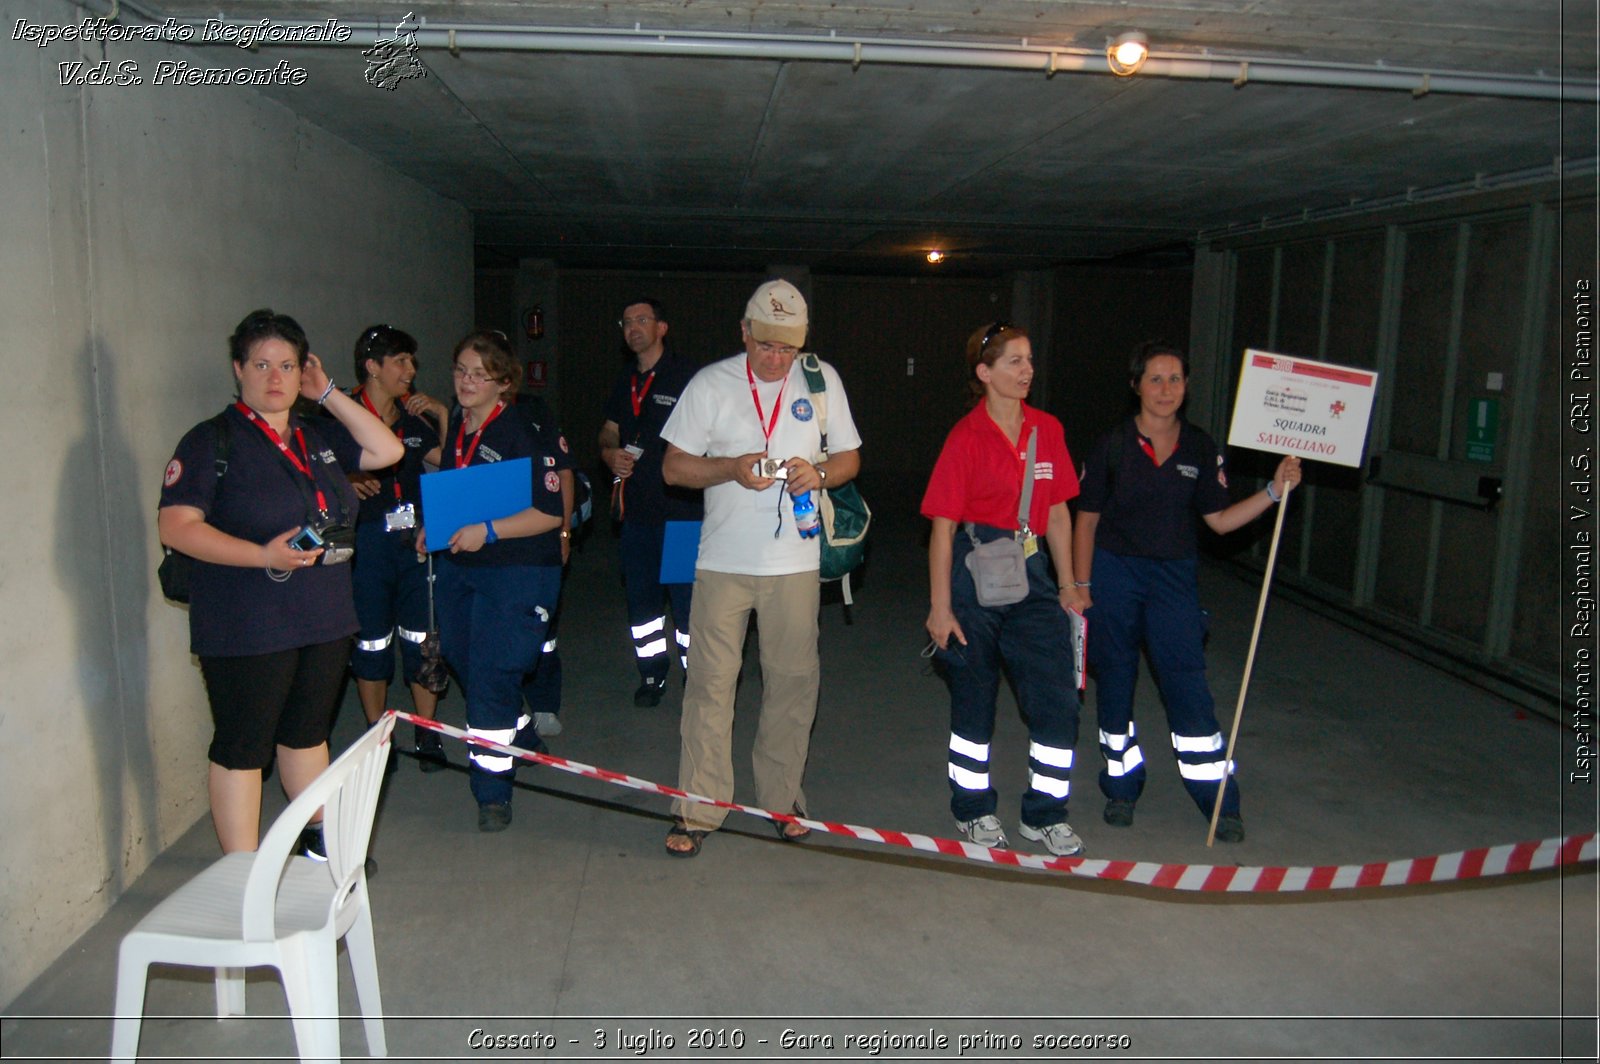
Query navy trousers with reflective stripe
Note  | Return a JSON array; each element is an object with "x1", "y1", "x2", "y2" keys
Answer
[
  {"x1": 436, "y1": 558, "x2": 559, "y2": 807},
  {"x1": 621, "y1": 518, "x2": 693, "y2": 681},
  {"x1": 520, "y1": 606, "x2": 561, "y2": 716},
  {"x1": 938, "y1": 533, "x2": 1079, "y2": 828},
  {"x1": 350, "y1": 520, "x2": 429, "y2": 684},
  {"x1": 1086, "y1": 549, "x2": 1239, "y2": 817}
]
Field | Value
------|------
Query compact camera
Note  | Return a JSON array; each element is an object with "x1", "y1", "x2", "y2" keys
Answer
[
  {"x1": 289, "y1": 522, "x2": 356, "y2": 565},
  {"x1": 751, "y1": 458, "x2": 789, "y2": 480}
]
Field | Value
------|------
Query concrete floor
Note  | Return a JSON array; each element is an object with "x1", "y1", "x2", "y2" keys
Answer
[{"x1": 3, "y1": 487, "x2": 1596, "y2": 1062}]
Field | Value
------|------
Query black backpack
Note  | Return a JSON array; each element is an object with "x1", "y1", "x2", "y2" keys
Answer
[{"x1": 157, "y1": 414, "x2": 231, "y2": 603}]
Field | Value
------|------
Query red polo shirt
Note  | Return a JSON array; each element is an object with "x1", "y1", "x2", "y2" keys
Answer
[{"x1": 921, "y1": 403, "x2": 1079, "y2": 531}]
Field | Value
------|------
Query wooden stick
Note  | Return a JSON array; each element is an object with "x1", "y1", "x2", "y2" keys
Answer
[{"x1": 1207, "y1": 482, "x2": 1293, "y2": 847}]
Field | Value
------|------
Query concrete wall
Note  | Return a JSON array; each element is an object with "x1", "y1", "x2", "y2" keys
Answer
[
  {"x1": 1194, "y1": 183, "x2": 1593, "y2": 705},
  {"x1": 0, "y1": 0, "x2": 472, "y2": 1006}
]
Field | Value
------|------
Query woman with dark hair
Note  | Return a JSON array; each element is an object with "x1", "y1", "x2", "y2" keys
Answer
[
  {"x1": 158, "y1": 309, "x2": 404, "y2": 854},
  {"x1": 344, "y1": 324, "x2": 449, "y2": 770},
  {"x1": 412, "y1": 330, "x2": 564, "y2": 832},
  {"x1": 1071, "y1": 341, "x2": 1300, "y2": 842},
  {"x1": 920, "y1": 321, "x2": 1090, "y2": 856}
]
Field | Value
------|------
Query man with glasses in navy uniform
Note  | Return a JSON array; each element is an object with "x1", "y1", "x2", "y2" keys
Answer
[{"x1": 599, "y1": 298, "x2": 703, "y2": 707}]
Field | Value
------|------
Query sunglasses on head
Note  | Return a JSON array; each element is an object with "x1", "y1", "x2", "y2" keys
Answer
[{"x1": 980, "y1": 321, "x2": 1013, "y2": 354}]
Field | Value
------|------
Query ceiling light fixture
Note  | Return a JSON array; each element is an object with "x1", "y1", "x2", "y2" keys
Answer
[
  {"x1": 1107, "y1": 31, "x2": 1149, "y2": 77},
  {"x1": 925, "y1": 249, "x2": 946, "y2": 264}
]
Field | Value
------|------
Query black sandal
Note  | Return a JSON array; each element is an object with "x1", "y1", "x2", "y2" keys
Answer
[{"x1": 665, "y1": 820, "x2": 708, "y2": 858}]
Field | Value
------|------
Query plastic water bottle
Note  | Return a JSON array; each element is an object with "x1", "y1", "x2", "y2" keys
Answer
[{"x1": 792, "y1": 491, "x2": 821, "y2": 539}]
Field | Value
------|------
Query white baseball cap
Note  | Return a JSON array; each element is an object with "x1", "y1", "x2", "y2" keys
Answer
[{"x1": 744, "y1": 279, "x2": 808, "y2": 348}]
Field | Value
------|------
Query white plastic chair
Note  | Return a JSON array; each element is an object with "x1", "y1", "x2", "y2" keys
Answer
[{"x1": 111, "y1": 714, "x2": 395, "y2": 1063}]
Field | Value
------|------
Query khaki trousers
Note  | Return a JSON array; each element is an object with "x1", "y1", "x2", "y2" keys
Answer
[{"x1": 673, "y1": 569, "x2": 820, "y2": 831}]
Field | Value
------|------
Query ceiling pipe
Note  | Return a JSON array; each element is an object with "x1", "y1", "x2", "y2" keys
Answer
[{"x1": 139, "y1": 14, "x2": 1593, "y2": 104}]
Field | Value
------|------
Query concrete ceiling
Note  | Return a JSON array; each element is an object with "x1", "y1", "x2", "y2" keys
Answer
[{"x1": 121, "y1": 1, "x2": 1597, "y2": 274}]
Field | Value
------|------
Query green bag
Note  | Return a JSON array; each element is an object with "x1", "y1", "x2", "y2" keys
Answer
[{"x1": 800, "y1": 354, "x2": 871, "y2": 598}]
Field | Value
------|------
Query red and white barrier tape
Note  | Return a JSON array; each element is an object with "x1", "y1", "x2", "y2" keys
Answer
[{"x1": 396, "y1": 711, "x2": 1596, "y2": 894}]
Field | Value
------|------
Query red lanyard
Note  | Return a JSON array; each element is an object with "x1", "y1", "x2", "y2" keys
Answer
[
  {"x1": 629, "y1": 370, "x2": 655, "y2": 417},
  {"x1": 746, "y1": 359, "x2": 788, "y2": 446},
  {"x1": 358, "y1": 388, "x2": 406, "y2": 504},
  {"x1": 235, "y1": 402, "x2": 329, "y2": 514},
  {"x1": 1135, "y1": 433, "x2": 1160, "y2": 465},
  {"x1": 454, "y1": 401, "x2": 505, "y2": 469}
]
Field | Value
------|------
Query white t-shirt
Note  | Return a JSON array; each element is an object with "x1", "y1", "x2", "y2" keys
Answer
[{"x1": 661, "y1": 352, "x2": 862, "y2": 576}]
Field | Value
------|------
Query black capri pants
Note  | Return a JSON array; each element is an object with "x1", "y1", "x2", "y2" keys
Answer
[{"x1": 199, "y1": 637, "x2": 352, "y2": 769}]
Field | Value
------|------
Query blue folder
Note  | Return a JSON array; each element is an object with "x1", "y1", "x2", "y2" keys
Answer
[
  {"x1": 660, "y1": 520, "x2": 702, "y2": 584},
  {"x1": 419, "y1": 458, "x2": 533, "y2": 551}
]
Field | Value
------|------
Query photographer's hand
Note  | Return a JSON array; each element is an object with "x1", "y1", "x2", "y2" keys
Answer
[
  {"x1": 263, "y1": 528, "x2": 322, "y2": 570},
  {"x1": 782, "y1": 457, "x2": 822, "y2": 495},
  {"x1": 730, "y1": 452, "x2": 777, "y2": 491}
]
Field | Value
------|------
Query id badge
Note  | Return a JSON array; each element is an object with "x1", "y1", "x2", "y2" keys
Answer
[
  {"x1": 385, "y1": 502, "x2": 417, "y2": 532},
  {"x1": 1022, "y1": 536, "x2": 1039, "y2": 559}
]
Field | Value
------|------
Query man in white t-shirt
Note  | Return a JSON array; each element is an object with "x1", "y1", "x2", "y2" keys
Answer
[{"x1": 658, "y1": 279, "x2": 863, "y2": 857}]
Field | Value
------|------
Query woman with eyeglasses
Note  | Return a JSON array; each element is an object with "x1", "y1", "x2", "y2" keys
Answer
[
  {"x1": 412, "y1": 330, "x2": 565, "y2": 833},
  {"x1": 920, "y1": 321, "x2": 1090, "y2": 857},
  {"x1": 1071, "y1": 342, "x2": 1300, "y2": 843},
  {"x1": 158, "y1": 309, "x2": 404, "y2": 855},
  {"x1": 343, "y1": 324, "x2": 450, "y2": 771}
]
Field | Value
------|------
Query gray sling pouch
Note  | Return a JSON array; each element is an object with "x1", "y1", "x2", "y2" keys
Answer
[{"x1": 962, "y1": 428, "x2": 1036, "y2": 607}]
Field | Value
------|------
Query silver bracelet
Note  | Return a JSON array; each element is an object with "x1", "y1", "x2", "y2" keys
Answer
[
  {"x1": 317, "y1": 380, "x2": 337, "y2": 405},
  {"x1": 1073, "y1": 581, "x2": 1092, "y2": 588},
  {"x1": 1265, "y1": 481, "x2": 1282, "y2": 503}
]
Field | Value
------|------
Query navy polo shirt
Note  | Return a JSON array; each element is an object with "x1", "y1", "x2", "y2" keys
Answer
[
  {"x1": 1077, "y1": 418, "x2": 1232, "y2": 560},
  {"x1": 160, "y1": 405, "x2": 363, "y2": 657},
  {"x1": 351, "y1": 396, "x2": 441, "y2": 526},
  {"x1": 442, "y1": 404, "x2": 563, "y2": 568},
  {"x1": 602, "y1": 350, "x2": 703, "y2": 522}
]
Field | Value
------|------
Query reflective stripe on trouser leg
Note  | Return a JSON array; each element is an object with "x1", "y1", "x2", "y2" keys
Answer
[
  {"x1": 675, "y1": 629, "x2": 690, "y2": 672},
  {"x1": 1027, "y1": 741, "x2": 1074, "y2": 801},
  {"x1": 355, "y1": 632, "x2": 393, "y2": 653},
  {"x1": 947, "y1": 733, "x2": 991, "y2": 793},
  {"x1": 468, "y1": 725, "x2": 518, "y2": 774},
  {"x1": 1098, "y1": 721, "x2": 1148, "y2": 802},
  {"x1": 1172, "y1": 730, "x2": 1240, "y2": 816},
  {"x1": 633, "y1": 616, "x2": 669, "y2": 657}
]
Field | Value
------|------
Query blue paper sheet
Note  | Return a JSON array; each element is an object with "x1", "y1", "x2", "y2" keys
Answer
[
  {"x1": 659, "y1": 520, "x2": 702, "y2": 584},
  {"x1": 419, "y1": 458, "x2": 533, "y2": 551}
]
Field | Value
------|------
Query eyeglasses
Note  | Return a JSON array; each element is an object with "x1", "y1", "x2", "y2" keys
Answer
[
  {"x1": 452, "y1": 366, "x2": 499, "y2": 384},
  {"x1": 618, "y1": 315, "x2": 657, "y2": 329},
  {"x1": 980, "y1": 321, "x2": 1013, "y2": 355}
]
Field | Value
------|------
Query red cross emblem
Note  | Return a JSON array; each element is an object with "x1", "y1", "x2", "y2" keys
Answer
[{"x1": 1330, "y1": 401, "x2": 1345, "y2": 418}]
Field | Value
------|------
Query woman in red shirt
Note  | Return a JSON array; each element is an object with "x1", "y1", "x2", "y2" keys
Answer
[{"x1": 921, "y1": 322, "x2": 1090, "y2": 856}]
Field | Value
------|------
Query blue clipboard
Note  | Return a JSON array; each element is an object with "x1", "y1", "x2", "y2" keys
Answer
[
  {"x1": 419, "y1": 458, "x2": 533, "y2": 551},
  {"x1": 659, "y1": 520, "x2": 702, "y2": 584}
]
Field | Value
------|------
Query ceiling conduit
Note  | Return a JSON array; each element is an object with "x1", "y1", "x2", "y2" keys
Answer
[{"x1": 123, "y1": 10, "x2": 1595, "y2": 104}]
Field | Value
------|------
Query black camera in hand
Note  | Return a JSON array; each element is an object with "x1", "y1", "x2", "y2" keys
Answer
[
  {"x1": 751, "y1": 457, "x2": 789, "y2": 480},
  {"x1": 289, "y1": 522, "x2": 356, "y2": 565}
]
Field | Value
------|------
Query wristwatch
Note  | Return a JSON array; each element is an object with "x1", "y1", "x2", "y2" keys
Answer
[{"x1": 817, "y1": 464, "x2": 828, "y2": 483}]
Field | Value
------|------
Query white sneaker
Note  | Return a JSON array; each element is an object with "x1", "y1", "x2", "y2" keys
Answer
[
  {"x1": 954, "y1": 814, "x2": 1009, "y2": 849},
  {"x1": 1019, "y1": 821, "x2": 1085, "y2": 856},
  {"x1": 534, "y1": 711, "x2": 562, "y2": 737}
]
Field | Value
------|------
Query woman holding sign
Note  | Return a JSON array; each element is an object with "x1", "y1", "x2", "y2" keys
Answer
[
  {"x1": 414, "y1": 330, "x2": 564, "y2": 832},
  {"x1": 1071, "y1": 342, "x2": 1300, "y2": 842},
  {"x1": 921, "y1": 321, "x2": 1091, "y2": 857}
]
